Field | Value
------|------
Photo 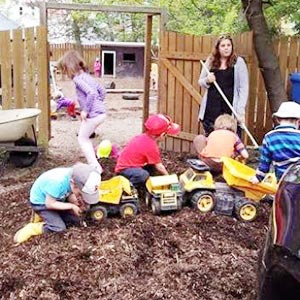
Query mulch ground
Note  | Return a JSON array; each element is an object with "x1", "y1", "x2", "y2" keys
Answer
[{"x1": 0, "y1": 150, "x2": 268, "y2": 300}]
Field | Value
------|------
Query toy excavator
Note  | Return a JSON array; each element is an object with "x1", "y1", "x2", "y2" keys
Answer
[{"x1": 179, "y1": 157, "x2": 278, "y2": 221}]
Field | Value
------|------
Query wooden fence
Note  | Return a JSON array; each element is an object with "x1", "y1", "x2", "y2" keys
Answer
[
  {"x1": 248, "y1": 36, "x2": 300, "y2": 145},
  {"x1": 50, "y1": 43, "x2": 101, "y2": 73},
  {"x1": 0, "y1": 26, "x2": 49, "y2": 146},
  {"x1": 158, "y1": 31, "x2": 254, "y2": 152},
  {"x1": 1, "y1": 28, "x2": 299, "y2": 151},
  {"x1": 159, "y1": 32, "x2": 300, "y2": 151}
]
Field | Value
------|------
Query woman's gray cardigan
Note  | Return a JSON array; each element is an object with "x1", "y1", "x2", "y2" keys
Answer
[{"x1": 198, "y1": 56, "x2": 249, "y2": 123}]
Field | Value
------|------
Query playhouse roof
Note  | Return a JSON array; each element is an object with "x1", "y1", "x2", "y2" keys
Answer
[{"x1": 83, "y1": 41, "x2": 145, "y2": 47}]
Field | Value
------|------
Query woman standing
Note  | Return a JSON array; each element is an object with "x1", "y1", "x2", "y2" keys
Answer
[{"x1": 198, "y1": 35, "x2": 249, "y2": 137}]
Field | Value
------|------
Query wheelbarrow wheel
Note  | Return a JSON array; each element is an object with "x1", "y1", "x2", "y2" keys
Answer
[{"x1": 9, "y1": 137, "x2": 39, "y2": 168}]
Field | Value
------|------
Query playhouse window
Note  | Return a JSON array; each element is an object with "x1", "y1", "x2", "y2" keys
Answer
[{"x1": 123, "y1": 53, "x2": 136, "y2": 63}]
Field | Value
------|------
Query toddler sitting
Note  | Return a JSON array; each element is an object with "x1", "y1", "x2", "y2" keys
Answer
[{"x1": 193, "y1": 114, "x2": 249, "y2": 174}]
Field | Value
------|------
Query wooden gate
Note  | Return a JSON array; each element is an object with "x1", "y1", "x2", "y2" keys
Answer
[
  {"x1": 0, "y1": 26, "x2": 49, "y2": 146},
  {"x1": 158, "y1": 31, "x2": 255, "y2": 152}
]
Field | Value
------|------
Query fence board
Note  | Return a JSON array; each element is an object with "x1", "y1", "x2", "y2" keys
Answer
[
  {"x1": 288, "y1": 37, "x2": 298, "y2": 73},
  {"x1": 166, "y1": 31, "x2": 176, "y2": 150},
  {"x1": 36, "y1": 26, "x2": 50, "y2": 145},
  {"x1": 0, "y1": 31, "x2": 12, "y2": 109},
  {"x1": 173, "y1": 33, "x2": 184, "y2": 152},
  {"x1": 158, "y1": 31, "x2": 168, "y2": 115},
  {"x1": 191, "y1": 34, "x2": 201, "y2": 149},
  {"x1": 279, "y1": 37, "x2": 289, "y2": 89},
  {"x1": 24, "y1": 27, "x2": 36, "y2": 108},
  {"x1": 12, "y1": 30, "x2": 24, "y2": 108},
  {"x1": 182, "y1": 34, "x2": 193, "y2": 152},
  {"x1": 247, "y1": 50, "x2": 258, "y2": 144}
]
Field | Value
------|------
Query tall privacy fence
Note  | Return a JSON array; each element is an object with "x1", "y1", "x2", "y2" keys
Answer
[
  {"x1": 50, "y1": 43, "x2": 101, "y2": 73},
  {"x1": 0, "y1": 26, "x2": 49, "y2": 146},
  {"x1": 0, "y1": 26, "x2": 299, "y2": 150},
  {"x1": 158, "y1": 32, "x2": 300, "y2": 151}
]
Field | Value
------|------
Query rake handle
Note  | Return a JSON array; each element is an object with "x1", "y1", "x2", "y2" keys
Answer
[{"x1": 200, "y1": 60, "x2": 259, "y2": 148}]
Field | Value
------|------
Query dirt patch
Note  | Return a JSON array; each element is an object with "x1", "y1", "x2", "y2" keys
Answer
[{"x1": 0, "y1": 78, "x2": 267, "y2": 300}]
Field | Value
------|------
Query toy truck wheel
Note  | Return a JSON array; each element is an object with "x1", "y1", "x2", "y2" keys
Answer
[
  {"x1": 177, "y1": 197, "x2": 183, "y2": 210},
  {"x1": 236, "y1": 201, "x2": 257, "y2": 222},
  {"x1": 151, "y1": 199, "x2": 161, "y2": 215},
  {"x1": 191, "y1": 191, "x2": 215, "y2": 213},
  {"x1": 90, "y1": 206, "x2": 108, "y2": 222},
  {"x1": 120, "y1": 203, "x2": 137, "y2": 218},
  {"x1": 145, "y1": 192, "x2": 151, "y2": 207}
]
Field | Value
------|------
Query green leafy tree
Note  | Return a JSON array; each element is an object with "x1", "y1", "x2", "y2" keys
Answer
[{"x1": 241, "y1": 0, "x2": 291, "y2": 112}]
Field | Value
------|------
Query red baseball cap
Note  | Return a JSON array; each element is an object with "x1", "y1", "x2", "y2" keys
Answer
[{"x1": 144, "y1": 114, "x2": 180, "y2": 136}]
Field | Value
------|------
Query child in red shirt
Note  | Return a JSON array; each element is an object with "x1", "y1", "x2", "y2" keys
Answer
[
  {"x1": 193, "y1": 114, "x2": 249, "y2": 173},
  {"x1": 115, "y1": 114, "x2": 180, "y2": 187}
]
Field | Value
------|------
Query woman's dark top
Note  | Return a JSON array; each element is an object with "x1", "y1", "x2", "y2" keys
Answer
[{"x1": 204, "y1": 67, "x2": 234, "y2": 123}]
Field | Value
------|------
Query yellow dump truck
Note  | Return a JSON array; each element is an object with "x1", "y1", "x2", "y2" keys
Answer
[
  {"x1": 179, "y1": 158, "x2": 277, "y2": 222},
  {"x1": 145, "y1": 174, "x2": 183, "y2": 215},
  {"x1": 89, "y1": 175, "x2": 139, "y2": 221}
]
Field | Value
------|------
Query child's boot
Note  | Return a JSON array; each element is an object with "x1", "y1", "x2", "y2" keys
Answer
[
  {"x1": 13, "y1": 222, "x2": 44, "y2": 244},
  {"x1": 30, "y1": 211, "x2": 43, "y2": 223}
]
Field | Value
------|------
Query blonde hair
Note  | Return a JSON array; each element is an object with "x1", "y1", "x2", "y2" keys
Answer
[
  {"x1": 214, "y1": 114, "x2": 237, "y2": 132},
  {"x1": 57, "y1": 50, "x2": 87, "y2": 78}
]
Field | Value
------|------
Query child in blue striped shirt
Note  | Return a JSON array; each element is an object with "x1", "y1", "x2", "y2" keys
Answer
[{"x1": 250, "y1": 101, "x2": 300, "y2": 183}]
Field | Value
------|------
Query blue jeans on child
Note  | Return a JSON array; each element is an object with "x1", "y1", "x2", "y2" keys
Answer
[
  {"x1": 119, "y1": 165, "x2": 156, "y2": 188},
  {"x1": 31, "y1": 203, "x2": 80, "y2": 233}
]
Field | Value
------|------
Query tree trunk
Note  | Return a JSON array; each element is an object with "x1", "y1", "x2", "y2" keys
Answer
[
  {"x1": 72, "y1": 20, "x2": 83, "y2": 57},
  {"x1": 241, "y1": 0, "x2": 287, "y2": 112}
]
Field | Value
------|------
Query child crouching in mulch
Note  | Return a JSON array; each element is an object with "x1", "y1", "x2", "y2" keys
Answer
[{"x1": 193, "y1": 114, "x2": 249, "y2": 174}]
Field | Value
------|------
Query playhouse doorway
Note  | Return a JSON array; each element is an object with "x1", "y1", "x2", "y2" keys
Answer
[{"x1": 102, "y1": 51, "x2": 116, "y2": 77}]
